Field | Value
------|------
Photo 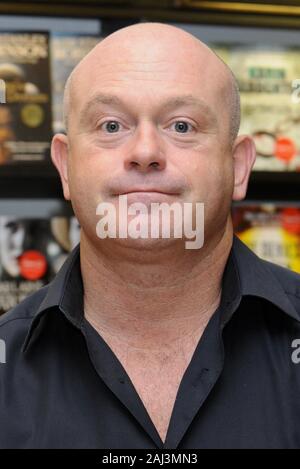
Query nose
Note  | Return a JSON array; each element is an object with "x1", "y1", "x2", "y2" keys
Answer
[{"x1": 124, "y1": 121, "x2": 166, "y2": 172}]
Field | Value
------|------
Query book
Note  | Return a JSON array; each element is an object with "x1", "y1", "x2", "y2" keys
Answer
[
  {"x1": 232, "y1": 203, "x2": 300, "y2": 272},
  {"x1": 213, "y1": 45, "x2": 300, "y2": 171},
  {"x1": 50, "y1": 33, "x2": 101, "y2": 134},
  {"x1": 0, "y1": 216, "x2": 80, "y2": 315},
  {"x1": 0, "y1": 32, "x2": 52, "y2": 164}
]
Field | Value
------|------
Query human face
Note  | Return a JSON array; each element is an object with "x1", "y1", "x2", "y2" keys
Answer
[{"x1": 52, "y1": 28, "x2": 254, "y2": 251}]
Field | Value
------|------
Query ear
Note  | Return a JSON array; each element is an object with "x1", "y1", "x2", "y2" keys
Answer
[
  {"x1": 51, "y1": 133, "x2": 71, "y2": 201},
  {"x1": 232, "y1": 135, "x2": 256, "y2": 201}
]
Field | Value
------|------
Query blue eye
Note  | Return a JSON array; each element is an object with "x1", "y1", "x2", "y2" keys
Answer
[
  {"x1": 173, "y1": 121, "x2": 193, "y2": 133},
  {"x1": 103, "y1": 121, "x2": 120, "y2": 133},
  {"x1": 99, "y1": 120, "x2": 194, "y2": 135}
]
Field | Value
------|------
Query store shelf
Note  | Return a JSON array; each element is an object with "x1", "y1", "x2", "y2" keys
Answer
[
  {"x1": 0, "y1": 1, "x2": 300, "y2": 29},
  {"x1": 0, "y1": 161, "x2": 62, "y2": 198},
  {"x1": 247, "y1": 171, "x2": 300, "y2": 201}
]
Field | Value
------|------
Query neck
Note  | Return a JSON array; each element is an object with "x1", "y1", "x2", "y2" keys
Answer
[{"x1": 81, "y1": 218, "x2": 233, "y2": 351}]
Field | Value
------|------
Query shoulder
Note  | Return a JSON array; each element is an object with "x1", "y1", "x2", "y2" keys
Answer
[
  {"x1": 260, "y1": 258, "x2": 300, "y2": 318},
  {"x1": 261, "y1": 258, "x2": 300, "y2": 296}
]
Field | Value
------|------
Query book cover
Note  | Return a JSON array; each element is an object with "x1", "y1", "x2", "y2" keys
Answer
[
  {"x1": 213, "y1": 45, "x2": 300, "y2": 171},
  {"x1": 0, "y1": 31, "x2": 52, "y2": 164},
  {"x1": 0, "y1": 216, "x2": 80, "y2": 315},
  {"x1": 232, "y1": 204, "x2": 300, "y2": 272},
  {"x1": 51, "y1": 33, "x2": 101, "y2": 134}
]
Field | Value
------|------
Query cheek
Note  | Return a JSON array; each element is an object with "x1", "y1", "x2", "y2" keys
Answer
[
  {"x1": 69, "y1": 145, "x2": 106, "y2": 195},
  {"x1": 68, "y1": 178, "x2": 100, "y2": 243},
  {"x1": 188, "y1": 152, "x2": 233, "y2": 204},
  {"x1": 180, "y1": 156, "x2": 221, "y2": 200},
  {"x1": 67, "y1": 158, "x2": 101, "y2": 227}
]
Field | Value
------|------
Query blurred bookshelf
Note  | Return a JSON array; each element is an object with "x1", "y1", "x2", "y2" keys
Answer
[
  {"x1": 0, "y1": 3, "x2": 299, "y2": 203},
  {"x1": 0, "y1": 1, "x2": 300, "y2": 315}
]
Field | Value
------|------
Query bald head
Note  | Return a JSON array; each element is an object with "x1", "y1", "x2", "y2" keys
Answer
[{"x1": 63, "y1": 22, "x2": 240, "y2": 144}]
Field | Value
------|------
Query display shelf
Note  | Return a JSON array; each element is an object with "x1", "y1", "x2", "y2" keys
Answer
[
  {"x1": 0, "y1": 1, "x2": 300, "y2": 29},
  {"x1": 0, "y1": 161, "x2": 61, "y2": 198},
  {"x1": 247, "y1": 171, "x2": 300, "y2": 201}
]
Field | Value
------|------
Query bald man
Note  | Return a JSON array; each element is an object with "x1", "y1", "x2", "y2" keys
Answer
[{"x1": 1, "y1": 23, "x2": 300, "y2": 450}]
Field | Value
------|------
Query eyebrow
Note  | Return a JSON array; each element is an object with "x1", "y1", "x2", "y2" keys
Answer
[{"x1": 78, "y1": 93, "x2": 218, "y2": 127}]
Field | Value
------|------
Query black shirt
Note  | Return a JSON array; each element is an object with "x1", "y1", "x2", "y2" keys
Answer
[{"x1": 0, "y1": 235, "x2": 300, "y2": 449}]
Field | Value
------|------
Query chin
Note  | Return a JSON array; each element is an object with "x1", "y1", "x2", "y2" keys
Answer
[{"x1": 109, "y1": 235, "x2": 182, "y2": 252}]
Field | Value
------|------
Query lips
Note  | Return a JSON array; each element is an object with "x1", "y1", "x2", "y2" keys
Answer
[
  {"x1": 118, "y1": 189, "x2": 178, "y2": 195},
  {"x1": 109, "y1": 179, "x2": 185, "y2": 197}
]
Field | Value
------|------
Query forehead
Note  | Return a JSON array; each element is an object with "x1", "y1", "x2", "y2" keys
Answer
[{"x1": 70, "y1": 41, "x2": 228, "y2": 114}]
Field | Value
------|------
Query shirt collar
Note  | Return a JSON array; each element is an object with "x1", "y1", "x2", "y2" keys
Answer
[
  {"x1": 22, "y1": 235, "x2": 299, "y2": 354},
  {"x1": 232, "y1": 235, "x2": 299, "y2": 322},
  {"x1": 22, "y1": 243, "x2": 83, "y2": 353}
]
